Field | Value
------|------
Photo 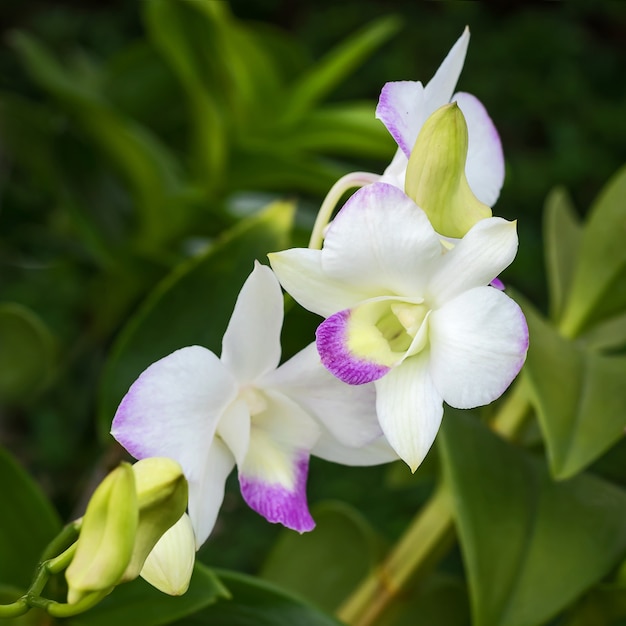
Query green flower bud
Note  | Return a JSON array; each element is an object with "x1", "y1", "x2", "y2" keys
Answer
[
  {"x1": 120, "y1": 457, "x2": 189, "y2": 583},
  {"x1": 405, "y1": 102, "x2": 491, "y2": 238},
  {"x1": 65, "y1": 462, "x2": 137, "y2": 604}
]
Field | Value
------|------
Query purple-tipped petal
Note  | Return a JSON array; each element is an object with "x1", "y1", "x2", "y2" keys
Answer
[
  {"x1": 375, "y1": 80, "x2": 426, "y2": 158},
  {"x1": 453, "y1": 91, "x2": 505, "y2": 206},
  {"x1": 316, "y1": 310, "x2": 390, "y2": 385},
  {"x1": 240, "y1": 453, "x2": 314, "y2": 532},
  {"x1": 491, "y1": 277, "x2": 505, "y2": 291},
  {"x1": 322, "y1": 183, "x2": 442, "y2": 295},
  {"x1": 237, "y1": 390, "x2": 319, "y2": 532}
]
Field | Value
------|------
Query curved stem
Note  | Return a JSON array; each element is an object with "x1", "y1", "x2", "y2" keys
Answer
[
  {"x1": 337, "y1": 486, "x2": 455, "y2": 626},
  {"x1": 308, "y1": 172, "x2": 380, "y2": 249},
  {"x1": 0, "y1": 598, "x2": 29, "y2": 618},
  {"x1": 337, "y1": 382, "x2": 532, "y2": 626}
]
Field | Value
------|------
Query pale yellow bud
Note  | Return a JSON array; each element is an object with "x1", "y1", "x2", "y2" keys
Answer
[
  {"x1": 140, "y1": 514, "x2": 196, "y2": 595},
  {"x1": 405, "y1": 102, "x2": 491, "y2": 238}
]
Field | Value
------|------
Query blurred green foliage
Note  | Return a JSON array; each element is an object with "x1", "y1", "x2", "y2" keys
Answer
[{"x1": 0, "y1": 1, "x2": 625, "y2": 625}]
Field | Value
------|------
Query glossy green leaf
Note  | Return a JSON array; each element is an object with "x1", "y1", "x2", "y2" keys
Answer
[
  {"x1": 281, "y1": 16, "x2": 401, "y2": 124},
  {"x1": 522, "y1": 301, "x2": 626, "y2": 479},
  {"x1": 0, "y1": 446, "x2": 61, "y2": 589},
  {"x1": 439, "y1": 409, "x2": 626, "y2": 626},
  {"x1": 579, "y1": 309, "x2": 626, "y2": 352},
  {"x1": 560, "y1": 164, "x2": 626, "y2": 337},
  {"x1": 175, "y1": 568, "x2": 343, "y2": 626},
  {"x1": 11, "y1": 32, "x2": 185, "y2": 248},
  {"x1": 560, "y1": 582, "x2": 626, "y2": 626},
  {"x1": 260, "y1": 501, "x2": 383, "y2": 612},
  {"x1": 66, "y1": 562, "x2": 228, "y2": 626},
  {"x1": 543, "y1": 186, "x2": 582, "y2": 323},
  {"x1": 0, "y1": 303, "x2": 56, "y2": 403},
  {"x1": 98, "y1": 200, "x2": 295, "y2": 436}
]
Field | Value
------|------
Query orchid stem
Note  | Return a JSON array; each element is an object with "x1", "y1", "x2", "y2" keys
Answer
[
  {"x1": 337, "y1": 486, "x2": 455, "y2": 626},
  {"x1": 308, "y1": 172, "x2": 380, "y2": 250},
  {"x1": 337, "y1": 381, "x2": 531, "y2": 626}
]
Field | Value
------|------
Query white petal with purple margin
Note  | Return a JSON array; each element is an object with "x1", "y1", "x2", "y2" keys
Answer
[
  {"x1": 453, "y1": 91, "x2": 505, "y2": 206},
  {"x1": 429, "y1": 286, "x2": 528, "y2": 409},
  {"x1": 375, "y1": 80, "x2": 426, "y2": 157},
  {"x1": 322, "y1": 183, "x2": 443, "y2": 295},
  {"x1": 238, "y1": 390, "x2": 320, "y2": 532}
]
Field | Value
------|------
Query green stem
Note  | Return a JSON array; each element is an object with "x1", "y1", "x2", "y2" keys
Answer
[
  {"x1": 308, "y1": 172, "x2": 380, "y2": 249},
  {"x1": 337, "y1": 382, "x2": 532, "y2": 626},
  {"x1": 337, "y1": 486, "x2": 455, "y2": 626},
  {"x1": 0, "y1": 598, "x2": 29, "y2": 618}
]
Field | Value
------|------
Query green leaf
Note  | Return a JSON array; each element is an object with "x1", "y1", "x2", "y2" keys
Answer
[
  {"x1": 0, "y1": 446, "x2": 61, "y2": 589},
  {"x1": 175, "y1": 568, "x2": 343, "y2": 626},
  {"x1": 66, "y1": 562, "x2": 228, "y2": 626},
  {"x1": 377, "y1": 574, "x2": 469, "y2": 626},
  {"x1": 11, "y1": 32, "x2": 185, "y2": 248},
  {"x1": 522, "y1": 300, "x2": 626, "y2": 479},
  {"x1": 287, "y1": 103, "x2": 395, "y2": 158},
  {"x1": 0, "y1": 303, "x2": 56, "y2": 403},
  {"x1": 543, "y1": 186, "x2": 582, "y2": 323},
  {"x1": 97, "y1": 200, "x2": 295, "y2": 436},
  {"x1": 281, "y1": 16, "x2": 401, "y2": 125},
  {"x1": 260, "y1": 501, "x2": 383, "y2": 612},
  {"x1": 439, "y1": 409, "x2": 626, "y2": 626},
  {"x1": 560, "y1": 164, "x2": 626, "y2": 337}
]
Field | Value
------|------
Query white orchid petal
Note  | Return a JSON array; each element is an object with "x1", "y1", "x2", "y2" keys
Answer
[
  {"x1": 429, "y1": 287, "x2": 528, "y2": 408},
  {"x1": 424, "y1": 27, "x2": 470, "y2": 114},
  {"x1": 453, "y1": 91, "x2": 505, "y2": 206},
  {"x1": 375, "y1": 80, "x2": 426, "y2": 157},
  {"x1": 313, "y1": 431, "x2": 399, "y2": 466},
  {"x1": 238, "y1": 390, "x2": 319, "y2": 532},
  {"x1": 217, "y1": 397, "x2": 250, "y2": 468},
  {"x1": 269, "y1": 248, "x2": 372, "y2": 317},
  {"x1": 379, "y1": 147, "x2": 408, "y2": 188},
  {"x1": 374, "y1": 354, "x2": 444, "y2": 471},
  {"x1": 111, "y1": 346, "x2": 237, "y2": 476},
  {"x1": 428, "y1": 217, "x2": 519, "y2": 306},
  {"x1": 262, "y1": 343, "x2": 382, "y2": 448},
  {"x1": 188, "y1": 438, "x2": 235, "y2": 549},
  {"x1": 221, "y1": 263, "x2": 283, "y2": 383},
  {"x1": 140, "y1": 514, "x2": 196, "y2": 595},
  {"x1": 323, "y1": 183, "x2": 443, "y2": 295}
]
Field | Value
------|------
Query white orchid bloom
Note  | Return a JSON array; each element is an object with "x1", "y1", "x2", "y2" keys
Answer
[
  {"x1": 111, "y1": 263, "x2": 393, "y2": 549},
  {"x1": 309, "y1": 27, "x2": 504, "y2": 249},
  {"x1": 376, "y1": 27, "x2": 504, "y2": 206},
  {"x1": 270, "y1": 183, "x2": 528, "y2": 471}
]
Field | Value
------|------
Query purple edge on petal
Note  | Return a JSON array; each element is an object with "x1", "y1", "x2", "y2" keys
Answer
[
  {"x1": 375, "y1": 83, "x2": 411, "y2": 158},
  {"x1": 111, "y1": 385, "x2": 150, "y2": 460},
  {"x1": 239, "y1": 454, "x2": 315, "y2": 533},
  {"x1": 316, "y1": 310, "x2": 390, "y2": 385}
]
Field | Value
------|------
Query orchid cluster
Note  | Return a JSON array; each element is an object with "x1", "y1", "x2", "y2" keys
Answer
[{"x1": 110, "y1": 28, "x2": 528, "y2": 592}]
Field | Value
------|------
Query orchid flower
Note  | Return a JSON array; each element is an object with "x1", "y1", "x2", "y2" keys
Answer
[
  {"x1": 309, "y1": 27, "x2": 504, "y2": 249},
  {"x1": 111, "y1": 263, "x2": 394, "y2": 549},
  {"x1": 270, "y1": 183, "x2": 528, "y2": 471}
]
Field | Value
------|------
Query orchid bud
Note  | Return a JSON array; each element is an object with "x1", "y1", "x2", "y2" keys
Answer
[
  {"x1": 404, "y1": 102, "x2": 491, "y2": 238},
  {"x1": 140, "y1": 513, "x2": 196, "y2": 595},
  {"x1": 120, "y1": 457, "x2": 189, "y2": 583},
  {"x1": 65, "y1": 462, "x2": 137, "y2": 604}
]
